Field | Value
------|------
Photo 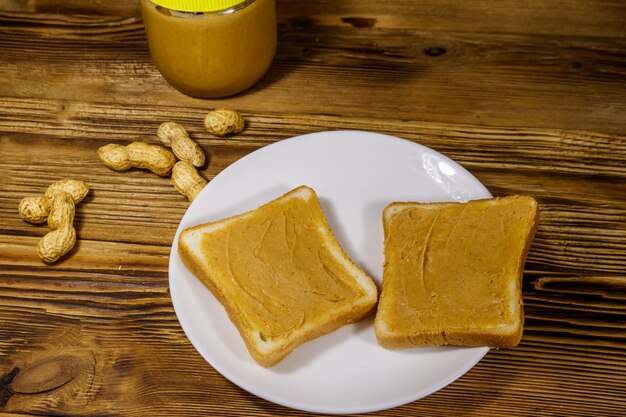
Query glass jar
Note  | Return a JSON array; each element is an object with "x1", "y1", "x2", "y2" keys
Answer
[{"x1": 140, "y1": 0, "x2": 277, "y2": 98}]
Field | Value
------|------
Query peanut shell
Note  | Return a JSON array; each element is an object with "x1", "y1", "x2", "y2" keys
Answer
[{"x1": 171, "y1": 161, "x2": 207, "y2": 202}]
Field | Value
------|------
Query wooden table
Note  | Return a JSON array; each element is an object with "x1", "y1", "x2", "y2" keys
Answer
[{"x1": 1, "y1": 1, "x2": 625, "y2": 415}]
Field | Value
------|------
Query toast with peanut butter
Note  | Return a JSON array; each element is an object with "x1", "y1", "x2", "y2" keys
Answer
[
  {"x1": 375, "y1": 196, "x2": 538, "y2": 349},
  {"x1": 178, "y1": 186, "x2": 378, "y2": 367}
]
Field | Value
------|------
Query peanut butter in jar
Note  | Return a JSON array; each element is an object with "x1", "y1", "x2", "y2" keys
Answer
[{"x1": 140, "y1": 0, "x2": 277, "y2": 98}]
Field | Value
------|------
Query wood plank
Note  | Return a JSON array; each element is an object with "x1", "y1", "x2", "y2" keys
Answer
[
  {"x1": 0, "y1": 10, "x2": 625, "y2": 133},
  {"x1": 2, "y1": 0, "x2": 625, "y2": 39},
  {"x1": 278, "y1": 0, "x2": 626, "y2": 39},
  {"x1": 1, "y1": 100, "x2": 625, "y2": 278},
  {"x1": 1, "y1": 98, "x2": 624, "y2": 179},
  {"x1": 0, "y1": 308, "x2": 624, "y2": 416}
]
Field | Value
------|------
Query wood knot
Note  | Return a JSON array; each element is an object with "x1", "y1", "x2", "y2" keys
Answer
[
  {"x1": 0, "y1": 367, "x2": 20, "y2": 408},
  {"x1": 56, "y1": 100, "x2": 77, "y2": 123},
  {"x1": 288, "y1": 17, "x2": 317, "y2": 28},
  {"x1": 341, "y1": 17, "x2": 377, "y2": 28},
  {"x1": 11, "y1": 354, "x2": 81, "y2": 395},
  {"x1": 424, "y1": 47, "x2": 447, "y2": 57}
]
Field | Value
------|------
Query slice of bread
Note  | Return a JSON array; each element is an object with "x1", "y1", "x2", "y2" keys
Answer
[
  {"x1": 179, "y1": 186, "x2": 378, "y2": 366},
  {"x1": 374, "y1": 196, "x2": 538, "y2": 349}
]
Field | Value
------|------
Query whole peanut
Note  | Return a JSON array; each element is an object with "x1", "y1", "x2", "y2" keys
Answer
[
  {"x1": 157, "y1": 122, "x2": 205, "y2": 167},
  {"x1": 19, "y1": 179, "x2": 89, "y2": 224},
  {"x1": 204, "y1": 109, "x2": 245, "y2": 136},
  {"x1": 37, "y1": 191, "x2": 77, "y2": 263},
  {"x1": 98, "y1": 142, "x2": 176, "y2": 177},
  {"x1": 171, "y1": 161, "x2": 207, "y2": 202}
]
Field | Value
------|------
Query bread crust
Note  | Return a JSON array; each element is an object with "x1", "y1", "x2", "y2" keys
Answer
[{"x1": 375, "y1": 196, "x2": 539, "y2": 349}]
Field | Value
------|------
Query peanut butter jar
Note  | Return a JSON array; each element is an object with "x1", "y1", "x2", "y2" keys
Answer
[{"x1": 140, "y1": 0, "x2": 277, "y2": 98}]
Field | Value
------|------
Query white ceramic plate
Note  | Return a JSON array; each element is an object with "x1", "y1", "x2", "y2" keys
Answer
[{"x1": 169, "y1": 130, "x2": 491, "y2": 414}]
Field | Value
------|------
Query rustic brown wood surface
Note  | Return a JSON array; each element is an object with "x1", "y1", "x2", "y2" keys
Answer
[{"x1": 0, "y1": 0, "x2": 625, "y2": 416}]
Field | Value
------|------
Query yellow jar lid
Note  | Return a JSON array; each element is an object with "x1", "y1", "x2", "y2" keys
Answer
[{"x1": 149, "y1": 0, "x2": 247, "y2": 13}]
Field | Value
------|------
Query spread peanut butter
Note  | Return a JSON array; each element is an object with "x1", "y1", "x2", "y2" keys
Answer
[
  {"x1": 200, "y1": 195, "x2": 364, "y2": 340},
  {"x1": 383, "y1": 199, "x2": 534, "y2": 332},
  {"x1": 140, "y1": 0, "x2": 276, "y2": 98}
]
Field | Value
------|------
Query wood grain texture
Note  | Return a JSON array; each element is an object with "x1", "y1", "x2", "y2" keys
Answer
[
  {"x1": 2, "y1": 0, "x2": 625, "y2": 38},
  {"x1": 0, "y1": 2, "x2": 625, "y2": 133},
  {"x1": 1, "y1": 0, "x2": 626, "y2": 416}
]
